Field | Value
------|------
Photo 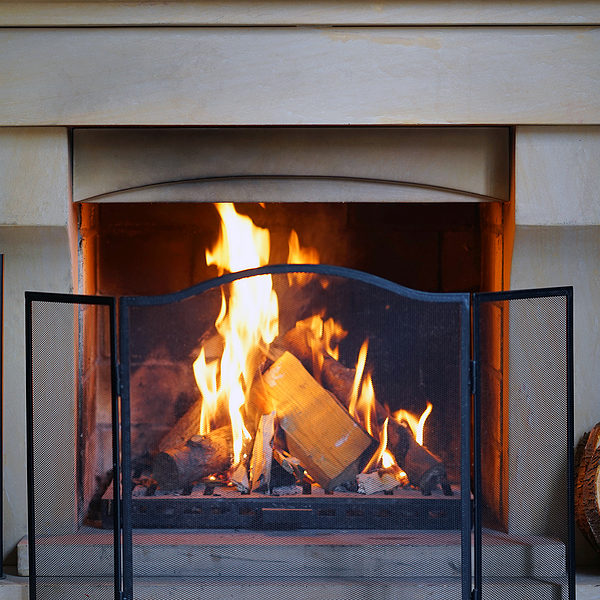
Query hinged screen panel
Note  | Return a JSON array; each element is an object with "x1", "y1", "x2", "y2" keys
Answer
[
  {"x1": 473, "y1": 287, "x2": 574, "y2": 600},
  {"x1": 26, "y1": 293, "x2": 120, "y2": 600}
]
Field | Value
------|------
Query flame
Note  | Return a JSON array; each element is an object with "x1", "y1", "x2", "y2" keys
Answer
[
  {"x1": 381, "y1": 449, "x2": 396, "y2": 469},
  {"x1": 368, "y1": 416, "x2": 389, "y2": 471},
  {"x1": 356, "y1": 373, "x2": 375, "y2": 436},
  {"x1": 348, "y1": 340, "x2": 369, "y2": 417},
  {"x1": 188, "y1": 203, "x2": 430, "y2": 492},
  {"x1": 362, "y1": 418, "x2": 408, "y2": 487},
  {"x1": 194, "y1": 203, "x2": 279, "y2": 466},
  {"x1": 394, "y1": 401, "x2": 433, "y2": 446},
  {"x1": 287, "y1": 229, "x2": 320, "y2": 287},
  {"x1": 294, "y1": 314, "x2": 347, "y2": 382}
]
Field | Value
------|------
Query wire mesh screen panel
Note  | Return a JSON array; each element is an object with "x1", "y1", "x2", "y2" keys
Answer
[
  {"x1": 473, "y1": 288, "x2": 574, "y2": 600},
  {"x1": 26, "y1": 293, "x2": 120, "y2": 600},
  {"x1": 119, "y1": 265, "x2": 471, "y2": 599}
]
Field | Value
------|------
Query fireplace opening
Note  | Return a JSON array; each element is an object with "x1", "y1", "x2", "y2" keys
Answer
[
  {"x1": 74, "y1": 200, "x2": 505, "y2": 532},
  {"x1": 79, "y1": 200, "x2": 501, "y2": 298}
]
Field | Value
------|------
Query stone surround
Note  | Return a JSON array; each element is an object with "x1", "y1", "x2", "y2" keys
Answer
[{"x1": 1, "y1": 2, "x2": 600, "y2": 591}]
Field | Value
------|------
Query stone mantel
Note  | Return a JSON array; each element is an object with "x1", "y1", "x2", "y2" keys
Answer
[{"x1": 1, "y1": 0, "x2": 600, "y2": 580}]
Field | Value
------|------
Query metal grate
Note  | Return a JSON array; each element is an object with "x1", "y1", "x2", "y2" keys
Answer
[{"x1": 473, "y1": 288, "x2": 574, "y2": 600}]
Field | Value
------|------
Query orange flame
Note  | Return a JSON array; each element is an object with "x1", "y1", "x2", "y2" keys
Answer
[
  {"x1": 366, "y1": 416, "x2": 389, "y2": 472},
  {"x1": 348, "y1": 340, "x2": 369, "y2": 418},
  {"x1": 287, "y1": 230, "x2": 319, "y2": 287},
  {"x1": 394, "y1": 401, "x2": 433, "y2": 446},
  {"x1": 356, "y1": 373, "x2": 376, "y2": 436},
  {"x1": 194, "y1": 203, "x2": 279, "y2": 466},
  {"x1": 293, "y1": 314, "x2": 347, "y2": 382}
]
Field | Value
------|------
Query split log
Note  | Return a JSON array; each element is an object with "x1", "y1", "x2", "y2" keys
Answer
[
  {"x1": 357, "y1": 466, "x2": 408, "y2": 495},
  {"x1": 157, "y1": 396, "x2": 203, "y2": 453},
  {"x1": 575, "y1": 423, "x2": 600, "y2": 552},
  {"x1": 129, "y1": 357, "x2": 198, "y2": 459},
  {"x1": 230, "y1": 461, "x2": 250, "y2": 493},
  {"x1": 152, "y1": 425, "x2": 232, "y2": 490},
  {"x1": 263, "y1": 351, "x2": 377, "y2": 491},
  {"x1": 250, "y1": 411, "x2": 275, "y2": 493},
  {"x1": 272, "y1": 325, "x2": 387, "y2": 422},
  {"x1": 387, "y1": 418, "x2": 452, "y2": 496}
]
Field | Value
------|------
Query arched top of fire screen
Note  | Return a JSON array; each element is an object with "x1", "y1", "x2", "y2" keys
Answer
[{"x1": 119, "y1": 263, "x2": 471, "y2": 309}]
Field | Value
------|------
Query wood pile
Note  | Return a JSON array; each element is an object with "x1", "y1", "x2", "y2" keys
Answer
[
  {"x1": 150, "y1": 322, "x2": 453, "y2": 497},
  {"x1": 575, "y1": 422, "x2": 600, "y2": 552}
]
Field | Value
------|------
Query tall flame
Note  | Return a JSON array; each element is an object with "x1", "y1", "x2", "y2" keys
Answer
[
  {"x1": 348, "y1": 340, "x2": 369, "y2": 418},
  {"x1": 193, "y1": 203, "x2": 279, "y2": 465}
]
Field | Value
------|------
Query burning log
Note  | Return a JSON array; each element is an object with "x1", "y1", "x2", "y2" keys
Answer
[
  {"x1": 357, "y1": 466, "x2": 407, "y2": 495},
  {"x1": 157, "y1": 396, "x2": 203, "y2": 454},
  {"x1": 263, "y1": 351, "x2": 377, "y2": 491},
  {"x1": 152, "y1": 425, "x2": 232, "y2": 490},
  {"x1": 129, "y1": 356, "x2": 198, "y2": 460},
  {"x1": 387, "y1": 418, "x2": 452, "y2": 496}
]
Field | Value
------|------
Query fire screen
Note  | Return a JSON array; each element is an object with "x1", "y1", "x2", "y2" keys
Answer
[
  {"x1": 25, "y1": 271, "x2": 574, "y2": 600},
  {"x1": 118, "y1": 264, "x2": 471, "y2": 599}
]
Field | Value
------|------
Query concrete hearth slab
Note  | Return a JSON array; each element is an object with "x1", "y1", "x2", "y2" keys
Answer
[
  {"x1": 13, "y1": 575, "x2": 571, "y2": 600},
  {"x1": 0, "y1": 575, "x2": 27, "y2": 600},
  {"x1": 21, "y1": 573, "x2": 600, "y2": 600},
  {"x1": 18, "y1": 527, "x2": 566, "y2": 580}
]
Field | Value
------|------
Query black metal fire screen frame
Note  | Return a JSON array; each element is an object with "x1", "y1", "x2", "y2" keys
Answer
[{"x1": 24, "y1": 272, "x2": 575, "y2": 600}]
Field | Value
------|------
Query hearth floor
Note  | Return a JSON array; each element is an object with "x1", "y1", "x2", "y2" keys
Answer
[
  {"x1": 18, "y1": 527, "x2": 566, "y2": 580},
  {"x1": 9, "y1": 535, "x2": 589, "y2": 600},
  {"x1": 0, "y1": 574, "x2": 573, "y2": 600}
]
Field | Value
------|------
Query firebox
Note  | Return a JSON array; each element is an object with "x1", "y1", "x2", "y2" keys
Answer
[{"x1": 23, "y1": 127, "x2": 574, "y2": 600}]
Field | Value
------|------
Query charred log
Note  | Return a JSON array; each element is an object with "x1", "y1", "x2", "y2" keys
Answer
[
  {"x1": 387, "y1": 418, "x2": 452, "y2": 496},
  {"x1": 152, "y1": 425, "x2": 232, "y2": 490}
]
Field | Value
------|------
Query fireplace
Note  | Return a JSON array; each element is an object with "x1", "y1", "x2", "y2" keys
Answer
[{"x1": 23, "y1": 127, "x2": 574, "y2": 599}]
